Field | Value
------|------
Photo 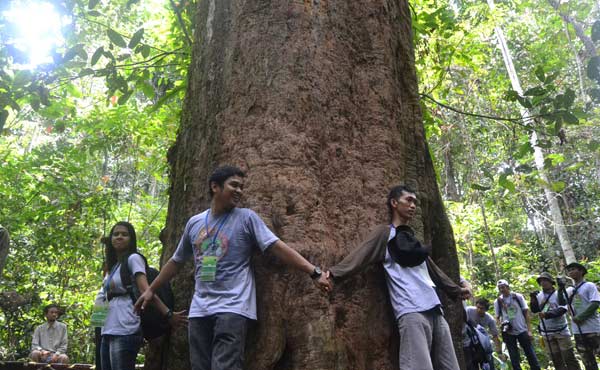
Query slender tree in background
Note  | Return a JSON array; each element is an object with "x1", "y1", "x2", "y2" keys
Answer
[
  {"x1": 157, "y1": 1, "x2": 463, "y2": 370},
  {"x1": 486, "y1": 0, "x2": 576, "y2": 264}
]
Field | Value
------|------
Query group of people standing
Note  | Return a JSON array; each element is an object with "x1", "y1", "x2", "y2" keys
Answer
[
  {"x1": 28, "y1": 164, "x2": 600, "y2": 370},
  {"x1": 463, "y1": 263, "x2": 600, "y2": 370}
]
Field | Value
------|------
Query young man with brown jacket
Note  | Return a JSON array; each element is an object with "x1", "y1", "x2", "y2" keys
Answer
[{"x1": 326, "y1": 185, "x2": 468, "y2": 370}]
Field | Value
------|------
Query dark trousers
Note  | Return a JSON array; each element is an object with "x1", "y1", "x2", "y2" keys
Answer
[
  {"x1": 189, "y1": 313, "x2": 249, "y2": 370},
  {"x1": 464, "y1": 346, "x2": 495, "y2": 370},
  {"x1": 502, "y1": 331, "x2": 540, "y2": 370}
]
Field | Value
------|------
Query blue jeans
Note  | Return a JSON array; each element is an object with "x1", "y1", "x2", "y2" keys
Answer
[
  {"x1": 502, "y1": 331, "x2": 540, "y2": 370},
  {"x1": 101, "y1": 333, "x2": 143, "y2": 370},
  {"x1": 189, "y1": 313, "x2": 249, "y2": 370}
]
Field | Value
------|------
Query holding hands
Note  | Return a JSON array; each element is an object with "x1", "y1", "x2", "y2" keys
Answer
[{"x1": 314, "y1": 270, "x2": 334, "y2": 294}]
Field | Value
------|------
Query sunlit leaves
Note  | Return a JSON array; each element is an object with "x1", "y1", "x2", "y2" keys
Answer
[
  {"x1": 107, "y1": 29, "x2": 127, "y2": 48},
  {"x1": 128, "y1": 28, "x2": 144, "y2": 49},
  {"x1": 90, "y1": 46, "x2": 104, "y2": 66}
]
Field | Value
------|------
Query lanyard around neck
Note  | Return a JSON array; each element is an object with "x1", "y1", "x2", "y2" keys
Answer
[
  {"x1": 104, "y1": 263, "x2": 120, "y2": 294},
  {"x1": 205, "y1": 209, "x2": 231, "y2": 246}
]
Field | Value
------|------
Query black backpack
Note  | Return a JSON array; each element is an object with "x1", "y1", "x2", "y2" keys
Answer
[{"x1": 120, "y1": 253, "x2": 175, "y2": 341}]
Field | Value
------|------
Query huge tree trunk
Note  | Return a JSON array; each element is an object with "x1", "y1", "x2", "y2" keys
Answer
[{"x1": 153, "y1": 1, "x2": 463, "y2": 369}]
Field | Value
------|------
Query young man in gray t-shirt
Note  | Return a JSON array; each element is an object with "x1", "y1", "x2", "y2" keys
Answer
[
  {"x1": 135, "y1": 166, "x2": 331, "y2": 370},
  {"x1": 494, "y1": 279, "x2": 540, "y2": 370},
  {"x1": 464, "y1": 298, "x2": 501, "y2": 370}
]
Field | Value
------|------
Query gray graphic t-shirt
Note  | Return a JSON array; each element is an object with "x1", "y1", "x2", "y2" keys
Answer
[
  {"x1": 172, "y1": 208, "x2": 279, "y2": 320},
  {"x1": 466, "y1": 306, "x2": 499, "y2": 336},
  {"x1": 494, "y1": 293, "x2": 528, "y2": 335}
]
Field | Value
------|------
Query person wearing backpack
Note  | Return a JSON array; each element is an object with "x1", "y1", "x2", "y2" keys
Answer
[
  {"x1": 557, "y1": 262, "x2": 600, "y2": 370},
  {"x1": 97, "y1": 221, "x2": 186, "y2": 370},
  {"x1": 530, "y1": 272, "x2": 580, "y2": 370},
  {"x1": 494, "y1": 279, "x2": 540, "y2": 370},
  {"x1": 134, "y1": 166, "x2": 331, "y2": 370},
  {"x1": 464, "y1": 298, "x2": 502, "y2": 370}
]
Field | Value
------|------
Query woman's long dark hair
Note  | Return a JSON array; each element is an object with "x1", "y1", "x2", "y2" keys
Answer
[{"x1": 104, "y1": 221, "x2": 138, "y2": 271}]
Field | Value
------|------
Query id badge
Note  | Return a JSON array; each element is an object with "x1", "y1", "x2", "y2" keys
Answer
[
  {"x1": 90, "y1": 301, "x2": 109, "y2": 327},
  {"x1": 200, "y1": 256, "x2": 218, "y2": 282},
  {"x1": 507, "y1": 306, "x2": 517, "y2": 320}
]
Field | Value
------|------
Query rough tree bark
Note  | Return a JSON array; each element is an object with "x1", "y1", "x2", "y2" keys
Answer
[{"x1": 151, "y1": 1, "x2": 463, "y2": 369}]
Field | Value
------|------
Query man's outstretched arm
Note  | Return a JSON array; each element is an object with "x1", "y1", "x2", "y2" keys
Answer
[
  {"x1": 269, "y1": 240, "x2": 332, "y2": 292},
  {"x1": 134, "y1": 259, "x2": 182, "y2": 312}
]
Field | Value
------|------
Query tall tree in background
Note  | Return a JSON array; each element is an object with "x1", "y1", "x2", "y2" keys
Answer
[
  {"x1": 486, "y1": 0, "x2": 576, "y2": 264},
  {"x1": 158, "y1": 1, "x2": 462, "y2": 369}
]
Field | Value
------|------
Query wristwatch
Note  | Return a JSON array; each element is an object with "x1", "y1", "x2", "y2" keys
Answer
[
  {"x1": 165, "y1": 309, "x2": 173, "y2": 319},
  {"x1": 310, "y1": 266, "x2": 322, "y2": 280}
]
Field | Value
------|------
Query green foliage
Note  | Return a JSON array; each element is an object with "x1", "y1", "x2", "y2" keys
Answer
[
  {"x1": 414, "y1": 0, "x2": 600, "y2": 366},
  {"x1": 0, "y1": 0, "x2": 191, "y2": 362}
]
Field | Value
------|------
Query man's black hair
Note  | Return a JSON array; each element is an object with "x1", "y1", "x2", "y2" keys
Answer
[
  {"x1": 43, "y1": 303, "x2": 60, "y2": 315},
  {"x1": 387, "y1": 185, "x2": 416, "y2": 220},
  {"x1": 475, "y1": 298, "x2": 490, "y2": 310},
  {"x1": 208, "y1": 165, "x2": 246, "y2": 197}
]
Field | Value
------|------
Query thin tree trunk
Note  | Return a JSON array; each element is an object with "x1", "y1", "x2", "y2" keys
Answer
[
  {"x1": 563, "y1": 24, "x2": 587, "y2": 99},
  {"x1": 486, "y1": 0, "x2": 576, "y2": 264},
  {"x1": 547, "y1": 0, "x2": 597, "y2": 59},
  {"x1": 155, "y1": 1, "x2": 464, "y2": 369},
  {"x1": 479, "y1": 198, "x2": 500, "y2": 282}
]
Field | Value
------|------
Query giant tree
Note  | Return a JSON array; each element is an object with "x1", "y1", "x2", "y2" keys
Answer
[{"x1": 153, "y1": 1, "x2": 463, "y2": 370}]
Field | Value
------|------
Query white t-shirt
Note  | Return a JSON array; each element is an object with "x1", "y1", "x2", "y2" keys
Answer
[
  {"x1": 382, "y1": 226, "x2": 440, "y2": 319},
  {"x1": 535, "y1": 290, "x2": 570, "y2": 336},
  {"x1": 566, "y1": 281, "x2": 600, "y2": 334},
  {"x1": 101, "y1": 254, "x2": 146, "y2": 335},
  {"x1": 494, "y1": 293, "x2": 528, "y2": 335},
  {"x1": 172, "y1": 208, "x2": 278, "y2": 320}
]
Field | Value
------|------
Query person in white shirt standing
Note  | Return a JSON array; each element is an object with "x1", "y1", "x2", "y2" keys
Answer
[
  {"x1": 494, "y1": 279, "x2": 540, "y2": 370},
  {"x1": 558, "y1": 262, "x2": 600, "y2": 370},
  {"x1": 530, "y1": 272, "x2": 580, "y2": 370}
]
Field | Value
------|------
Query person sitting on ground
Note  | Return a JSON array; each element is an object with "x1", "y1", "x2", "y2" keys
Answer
[{"x1": 30, "y1": 304, "x2": 68, "y2": 364}]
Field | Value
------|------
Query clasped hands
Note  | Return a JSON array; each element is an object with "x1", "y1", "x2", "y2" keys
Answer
[{"x1": 313, "y1": 270, "x2": 334, "y2": 294}]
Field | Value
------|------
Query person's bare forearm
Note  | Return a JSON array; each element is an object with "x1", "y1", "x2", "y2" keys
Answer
[
  {"x1": 134, "y1": 259, "x2": 182, "y2": 312},
  {"x1": 269, "y1": 240, "x2": 315, "y2": 275},
  {"x1": 149, "y1": 259, "x2": 182, "y2": 292}
]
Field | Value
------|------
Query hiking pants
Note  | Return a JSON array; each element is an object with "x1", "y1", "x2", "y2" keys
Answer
[
  {"x1": 542, "y1": 333, "x2": 580, "y2": 370},
  {"x1": 575, "y1": 333, "x2": 600, "y2": 370}
]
